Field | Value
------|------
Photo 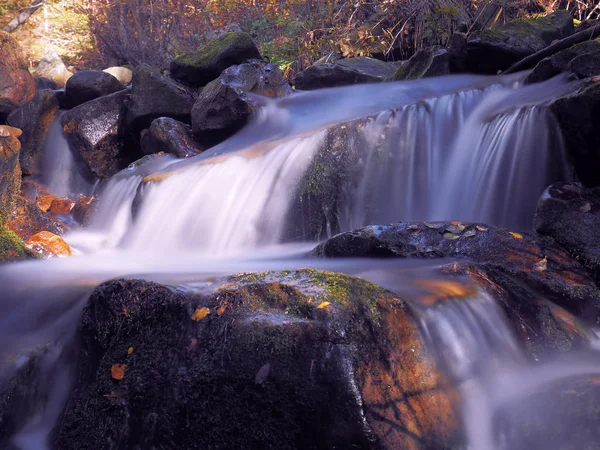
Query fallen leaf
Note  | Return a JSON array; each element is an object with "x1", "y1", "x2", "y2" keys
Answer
[
  {"x1": 424, "y1": 222, "x2": 442, "y2": 229},
  {"x1": 445, "y1": 225, "x2": 463, "y2": 235},
  {"x1": 534, "y1": 257, "x2": 547, "y2": 272},
  {"x1": 127, "y1": 347, "x2": 134, "y2": 355},
  {"x1": 111, "y1": 363, "x2": 127, "y2": 380},
  {"x1": 192, "y1": 307, "x2": 210, "y2": 321},
  {"x1": 443, "y1": 232, "x2": 460, "y2": 240},
  {"x1": 407, "y1": 224, "x2": 418, "y2": 231},
  {"x1": 217, "y1": 305, "x2": 227, "y2": 316},
  {"x1": 464, "y1": 229, "x2": 476, "y2": 238},
  {"x1": 450, "y1": 221, "x2": 466, "y2": 231},
  {"x1": 255, "y1": 363, "x2": 271, "y2": 385},
  {"x1": 476, "y1": 225, "x2": 488, "y2": 232},
  {"x1": 580, "y1": 202, "x2": 591, "y2": 212},
  {"x1": 509, "y1": 232, "x2": 523, "y2": 239},
  {"x1": 316, "y1": 301, "x2": 331, "y2": 309}
]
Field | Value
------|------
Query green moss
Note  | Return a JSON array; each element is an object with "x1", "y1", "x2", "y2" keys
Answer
[
  {"x1": 175, "y1": 32, "x2": 255, "y2": 68},
  {"x1": 0, "y1": 226, "x2": 30, "y2": 262}
]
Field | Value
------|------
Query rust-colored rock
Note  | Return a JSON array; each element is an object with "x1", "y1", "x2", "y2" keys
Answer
[
  {"x1": 71, "y1": 196, "x2": 95, "y2": 225},
  {"x1": 0, "y1": 32, "x2": 36, "y2": 116},
  {"x1": 25, "y1": 231, "x2": 72, "y2": 257},
  {"x1": 49, "y1": 197, "x2": 74, "y2": 215},
  {"x1": 0, "y1": 125, "x2": 22, "y2": 226},
  {"x1": 7, "y1": 195, "x2": 64, "y2": 240},
  {"x1": 36, "y1": 193, "x2": 58, "y2": 212}
]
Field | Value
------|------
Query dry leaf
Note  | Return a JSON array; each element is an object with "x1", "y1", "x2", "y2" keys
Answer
[
  {"x1": 476, "y1": 225, "x2": 488, "y2": 232},
  {"x1": 217, "y1": 306, "x2": 227, "y2": 316},
  {"x1": 509, "y1": 232, "x2": 523, "y2": 239},
  {"x1": 192, "y1": 307, "x2": 210, "y2": 321},
  {"x1": 255, "y1": 363, "x2": 271, "y2": 385},
  {"x1": 534, "y1": 257, "x2": 547, "y2": 272},
  {"x1": 450, "y1": 221, "x2": 466, "y2": 231},
  {"x1": 127, "y1": 347, "x2": 134, "y2": 355},
  {"x1": 464, "y1": 229, "x2": 476, "y2": 238},
  {"x1": 316, "y1": 301, "x2": 331, "y2": 309},
  {"x1": 424, "y1": 222, "x2": 442, "y2": 229},
  {"x1": 580, "y1": 202, "x2": 591, "y2": 212},
  {"x1": 111, "y1": 363, "x2": 127, "y2": 380},
  {"x1": 443, "y1": 232, "x2": 460, "y2": 240}
]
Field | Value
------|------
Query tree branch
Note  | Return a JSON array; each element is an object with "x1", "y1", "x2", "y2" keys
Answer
[{"x1": 2, "y1": 0, "x2": 45, "y2": 33}]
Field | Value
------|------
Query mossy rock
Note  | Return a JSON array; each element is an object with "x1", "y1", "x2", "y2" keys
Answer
[
  {"x1": 0, "y1": 226, "x2": 31, "y2": 262},
  {"x1": 0, "y1": 125, "x2": 22, "y2": 226},
  {"x1": 389, "y1": 47, "x2": 450, "y2": 81},
  {"x1": 170, "y1": 32, "x2": 261, "y2": 87},
  {"x1": 526, "y1": 39, "x2": 600, "y2": 83}
]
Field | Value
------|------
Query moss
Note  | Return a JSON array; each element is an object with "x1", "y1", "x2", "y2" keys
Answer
[
  {"x1": 174, "y1": 32, "x2": 256, "y2": 68},
  {"x1": 0, "y1": 226, "x2": 31, "y2": 262}
]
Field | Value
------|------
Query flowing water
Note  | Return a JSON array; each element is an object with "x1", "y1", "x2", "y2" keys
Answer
[{"x1": 1, "y1": 73, "x2": 599, "y2": 449}]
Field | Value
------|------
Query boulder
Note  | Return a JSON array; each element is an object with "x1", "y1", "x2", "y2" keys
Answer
[
  {"x1": 64, "y1": 70, "x2": 126, "y2": 109},
  {"x1": 294, "y1": 57, "x2": 396, "y2": 90},
  {"x1": 24, "y1": 231, "x2": 72, "y2": 257},
  {"x1": 103, "y1": 66, "x2": 133, "y2": 86},
  {"x1": 71, "y1": 196, "x2": 95, "y2": 226},
  {"x1": 140, "y1": 117, "x2": 203, "y2": 158},
  {"x1": 49, "y1": 197, "x2": 74, "y2": 215},
  {"x1": 0, "y1": 126, "x2": 22, "y2": 226},
  {"x1": 192, "y1": 60, "x2": 292, "y2": 146},
  {"x1": 170, "y1": 32, "x2": 261, "y2": 87},
  {"x1": 389, "y1": 47, "x2": 450, "y2": 81},
  {"x1": 7, "y1": 89, "x2": 59, "y2": 175},
  {"x1": 525, "y1": 40, "x2": 600, "y2": 83},
  {"x1": 0, "y1": 32, "x2": 36, "y2": 117},
  {"x1": 35, "y1": 49, "x2": 73, "y2": 88},
  {"x1": 124, "y1": 64, "x2": 195, "y2": 141},
  {"x1": 447, "y1": 32, "x2": 467, "y2": 73},
  {"x1": 6, "y1": 195, "x2": 64, "y2": 240},
  {"x1": 467, "y1": 11, "x2": 575, "y2": 74},
  {"x1": 62, "y1": 89, "x2": 134, "y2": 179},
  {"x1": 55, "y1": 273, "x2": 459, "y2": 449},
  {"x1": 34, "y1": 77, "x2": 58, "y2": 90},
  {"x1": 203, "y1": 23, "x2": 242, "y2": 42},
  {"x1": 36, "y1": 193, "x2": 57, "y2": 212}
]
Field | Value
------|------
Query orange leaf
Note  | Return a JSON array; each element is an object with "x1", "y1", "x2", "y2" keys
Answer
[
  {"x1": 127, "y1": 347, "x2": 134, "y2": 355},
  {"x1": 192, "y1": 307, "x2": 210, "y2": 321},
  {"x1": 217, "y1": 306, "x2": 227, "y2": 316},
  {"x1": 316, "y1": 301, "x2": 331, "y2": 309},
  {"x1": 111, "y1": 363, "x2": 127, "y2": 380},
  {"x1": 509, "y1": 232, "x2": 523, "y2": 239}
]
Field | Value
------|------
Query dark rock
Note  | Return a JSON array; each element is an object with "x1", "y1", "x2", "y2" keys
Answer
[
  {"x1": 467, "y1": 11, "x2": 575, "y2": 74},
  {"x1": 170, "y1": 32, "x2": 261, "y2": 87},
  {"x1": 0, "y1": 126, "x2": 22, "y2": 227},
  {"x1": 389, "y1": 47, "x2": 450, "y2": 81},
  {"x1": 141, "y1": 118, "x2": 203, "y2": 158},
  {"x1": 294, "y1": 57, "x2": 396, "y2": 90},
  {"x1": 525, "y1": 40, "x2": 600, "y2": 83},
  {"x1": 62, "y1": 90, "x2": 134, "y2": 179},
  {"x1": 192, "y1": 60, "x2": 291, "y2": 146},
  {"x1": 64, "y1": 70, "x2": 126, "y2": 108},
  {"x1": 7, "y1": 89, "x2": 59, "y2": 175},
  {"x1": 125, "y1": 64, "x2": 195, "y2": 141},
  {"x1": 448, "y1": 33, "x2": 467, "y2": 73},
  {"x1": 55, "y1": 273, "x2": 459, "y2": 449},
  {"x1": 71, "y1": 196, "x2": 95, "y2": 226},
  {"x1": 0, "y1": 32, "x2": 36, "y2": 118},
  {"x1": 35, "y1": 49, "x2": 72, "y2": 88},
  {"x1": 549, "y1": 81, "x2": 600, "y2": 186},
  {"x1": 7, "y1": 195, "x2": 64, "y2": 240},
  {"x1": 34, "y1": 77, "x2": 58, "y2": 90}
]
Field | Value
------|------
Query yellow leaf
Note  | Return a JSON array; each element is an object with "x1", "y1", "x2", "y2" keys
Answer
[
  {"x1": 127, "y1": 347, "x2": 134, "y2": 355},
  {"x1": 534, "y1": 257, "x2": 547, "y2": 272},
  {"x1": 192, "y1": 307, "x2": 210, "y2": 321},
  {"x1": 217, "y1": 306, "x2": 227, "y2": 316},
  {"x1": 316, "y1": 301, "x2": 331, "y2": 309},
  {"x1": 111, "y1": 363, "x2": 127, "y2": 380},
  {"x1": 509, "y1": 232, "x2": 523, "y2": 239}
]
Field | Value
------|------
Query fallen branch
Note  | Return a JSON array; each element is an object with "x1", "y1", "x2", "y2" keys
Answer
[
  {"x1": 3, "y1": 0, "x2": 45, "y2": 33},
  {"x1": 504, "y1": 23, "x2": 600, "y2": 74}
]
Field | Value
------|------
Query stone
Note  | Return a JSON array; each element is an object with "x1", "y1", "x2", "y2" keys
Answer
[
  {"x1": 389, "y1": 47, "x2": 450, "y2": 81},
  {"x1": 7, "y1": 89, "x2": 59, "y2": 175},
  {"x1": 71, "y1": 196, "x2": 95, "y2": 226},
  {"x1": 25, "y1": 231, "x2": 72, "y2": 257},
  {"x1": 34, "y1": 77, "x2": 58, "y2": 90},
  {"x1": 0, "y1": 32, "x2": 36, "y2": 117},
  {"x1": 0, "y1": 226, "x2": 30, "y2": 262},
  {"x1": 294, "y1": 57, "x2": 396, "y2": 90},
  {"x1": 140, "y1": 118, "x2": 203, "y2": 157},
  {"x1": 0, "y1": 125, "x2": 22, "y2": 227},
  {"x1": 170, "y1": 32, "x2": 261, "y2": 87},
  {"x1": 7, "y1": 195, "x2": 64, "y2": 240},
  {"x1": 525, "y1": 40, "x2": 600, "y2": 83},
  {"x1": 36, "y1": 193, "x2": 57, "y2": 212},
  {"x1": 103, "y1": 66, "x2": 133, "y2": 85},
  {"x1": 49, "y1": 197, "x2": 74, "y2": 215},
  {"x1": 192, "y1": 60, "x2": 292, "y2": 147},
  {"x1": 62, "y1": 90, "x2": 134, "y2": 179},
  {"x1": 35, "y1": 49, "x2": 73, "y2": 88},
  {"x1": 64, "y1": 70, "x2": 126, "y2": 108},
  {"x1": 467, "y1": 11, "x2": 575, "y2": 74}
]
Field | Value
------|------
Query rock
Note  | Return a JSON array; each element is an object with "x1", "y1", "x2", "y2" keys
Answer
[
  {"x1": 0, "y1": 125, "x2": 22, "y2": 227},
  {"x1": 124, "y1": 64, "x2": 195, "y2": 141},
  {"x1": 25, "y1": 231, "x2": 72, "y2": 257},
  {"x1": 294, "y1": 57, "x2": 396, "y2": 90},
  {"x1": 0, "y1": 226, "x2": 30, "y2": 262},
  {"x1": 36, "y1": 193, "x2": 57, "y2": 212},
  {"x1": 549, "y1": 81, "x2": 600, "y2": 186},
  {"x1": 192, "y1": 60, "x2": 291, "y2": 146},
  {"x1": 389, "y1": 47, "x2": 450, "y2": 81},
  {"x1": 35, "y1": 49, "x2": 73, "y2": 88},
  {"x1": 49, "y1": 197, "x2": 74, "y2": 215},
  {"x1": 170, "y1": 32, "x2": 261, "y2": 87},
  {"x1": 525, "y1": 40, "x2": 600, "y2": 83},
  {"x1": 448, "y1": 32, "x2": 467, "y2": 73},
  {"x1": 34, "y1": 77, "x2": 58, "y2": 90},
  {"x1": 467, "y1": 11, "x2": 575, "y2": 74},
  {"x1": 0, "y1": 32, "x2": 36, "y2": 117},
  {"x1": 103, "y1": 66, "x2": 133, "y2": 86},
  {"x1": 140, "y1": 118, "x2": 203, "y2": 157},
  {"x1": 7, "y1": 89, "x2": 59, "y2": 176},
  {"x1": 71, "y1": 196, "x2": 95, "y2": 226},
  {"x1": 64, "y1": 70, "x2": 126, "y2": 108},
  {"x1": 62, "y1": 89, "x2": 134, "y2": 179},
  {"x1": 7, "y1": 195, "x2": 64, "y2": 240},
  {"x1": 55, "y1": 273, "x2": 459, "y2": 449},
  {"x1": 534, "y1": 182, "x2": 600, "y2": 283},
  {"x1": 203, "y1": 23, "x2": 242, "y2": 42},
  {"x1": 311, "y1": 221, "x2": 600, "y2": 356}
]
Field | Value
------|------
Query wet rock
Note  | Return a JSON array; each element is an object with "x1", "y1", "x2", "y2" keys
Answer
[
  {"x1": 170, "y1": 32, "x2": 261, "y2": 87},
  {"x1": 36, "y1": 193, "x2": 57, "y2": 212},
  {"x1": 7, "y1": 195, "x2": 64, "y2": 240},
  {"x1": 25, "y1": 231, "x2": 72, "y2": 257},
  {"x1": 525, "y1": 40, "x2": 600, "y2": 83},
  {"x1": 0, "y1": 125, "x2": 22, "y2": 227},
  {"x1": 7, "y1": 89, "x2": 59, "y2": 175},
  {"x1": 466, "y1": 11, "x2": 575, "y2": 74},
  {"x1": 0, "y1": 32, "x2": 36, "y2": 117},
  {"x1": 390, "y1": 47, "x2": 450, "y2": 81},
  {"x1": 71, "y1": 196, "x2": 95, "y2": 226},
  {"x1": 311, "y1": 221, "x2": 600, "y2": 357},
  {"x1": 141, "y1": 117, "x2": 203, "y2": 157},
  {"x1": 0, "y1": 226, "x2": 30, "y2": 262},
  {"x1": 103, "y1": 66, "x2": 133, "y2": 86},
  {"x1": 62, "y1": 89, "x2": 134, "y2": 179},
  {"x1": 192, "y1": 60, "x2": 291, "y2": 146},
  {"x1": 34, "y1": 77, "x2": 58, "y2": 90},
  {"x1": 448, "y1": 32, "x2": 467, "y2": 73},
  {"x1": 124, "y1": 64, "x2": 195, "y2": 141},
  {"x1": 55, "y1": 273, "x2": 459, "y2": 449},
  {"x1": 49, "y1": 197, "x2": 74, "y2": 215},
  {"x1": 294, "y1": 57, "x2": 396, "y2": 90},
  {"x1": 64, "y1": 70, "x2": 126, "y2": 109},
  {"x1": 35, "y1": 49, "x2": 73, "y2": 88}
]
